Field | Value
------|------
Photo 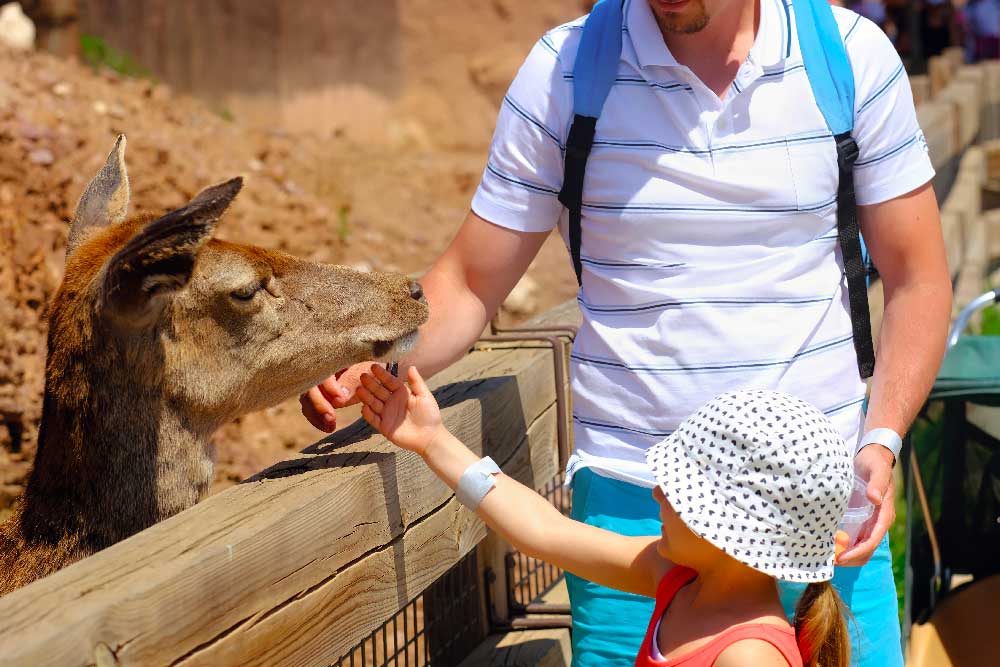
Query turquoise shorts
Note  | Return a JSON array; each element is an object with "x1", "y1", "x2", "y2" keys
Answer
[{"x1": 565, "y1": 467, "x2": 903, "y2": 667}]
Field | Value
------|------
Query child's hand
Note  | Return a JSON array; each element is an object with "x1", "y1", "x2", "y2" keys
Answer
[{"x1": 358, "y1": 364, "x2": 444, "y2": 456}]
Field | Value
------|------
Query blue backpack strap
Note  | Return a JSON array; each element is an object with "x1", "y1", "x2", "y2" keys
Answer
[
  {"x1": 794, "y1": 0, "x2": 875, "y2": 379},
  {"x1": 559, "y1": 0, "x2": 625, "y2": 287}
]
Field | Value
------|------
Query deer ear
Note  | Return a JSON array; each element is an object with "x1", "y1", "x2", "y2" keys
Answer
[
  {"x1": 69, "y1": 134, "x2": 130, "y2": 256},
  {"x1": 100, "y1": 177, "x2": 243, "y2": 327}
]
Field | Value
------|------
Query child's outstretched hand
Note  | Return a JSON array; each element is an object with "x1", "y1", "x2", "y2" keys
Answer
[{"x1": 358, "y1": 364, "x2": 444, "y2": 456}]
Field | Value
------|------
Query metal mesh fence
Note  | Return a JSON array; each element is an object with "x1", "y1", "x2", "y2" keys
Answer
[
  {"x1": 333, "y1": 468, "x2": 571, "y2": 666},
  {"x1": 508, "y1": 470, "x2": 570, "y2": 608},
  {"x1": 332, "y1": 550, "x2": 485, "y2": 667}
]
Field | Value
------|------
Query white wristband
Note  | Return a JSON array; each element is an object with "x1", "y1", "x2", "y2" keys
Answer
[
  {"x1": 455, "y1": 456, "x2": 501, "y2": 510},
  {"x1": 856, "y1": 428, "x2": 903, "y2": 462}
]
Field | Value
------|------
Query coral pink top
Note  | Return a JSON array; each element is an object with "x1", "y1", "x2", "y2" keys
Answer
[{"x1": 634, "y1": 566, "x2": 803, "y2": 667}]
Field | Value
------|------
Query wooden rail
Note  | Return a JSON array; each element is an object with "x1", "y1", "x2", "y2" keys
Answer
[{"x1": 0, "y1": 302, "x2": 579, "y2": 667}]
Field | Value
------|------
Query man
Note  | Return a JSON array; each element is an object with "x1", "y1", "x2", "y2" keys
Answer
[{"x1": 302, "y1": 0, "x2": 952, "y2": 665}]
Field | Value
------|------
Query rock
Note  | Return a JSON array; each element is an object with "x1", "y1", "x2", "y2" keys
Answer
[
  {"x1": 0, "y1": 3, "x2": 34, "y2": 51},
  {"x1": 92, "y1": 100, "x2": 108, "y2": 115},
  {"x1": 281, "y1": 179, "x2": 303, "y2": 195},
  {"x1": 150, "y1": 83, "x2": 172, "y2": 102},
  {"x1": 51, "y1": 81, "x2": 71, "y2": 97},
  {"x1": 349, "y1": 261, "x2": 373, "y2": 273},
  {"x1": 16, "y1": 119, "x2": 49, "y2": 140},
  {"x1": 27, "y1": 148, "x2": 53, "y2": 165},
  {"x1": 362, "y1": 229, "x2": 386, "y2": 243}
]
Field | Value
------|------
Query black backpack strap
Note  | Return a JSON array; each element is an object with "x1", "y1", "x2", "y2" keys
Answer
[
  {"x1": 834, "y1": 133, "x2": 876, "y2": 379},
  {"x1": 559, "y1": 115, "x2": 598, "y2": 287}
]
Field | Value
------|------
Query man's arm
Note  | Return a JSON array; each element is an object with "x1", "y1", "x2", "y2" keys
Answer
[
  {"x1": 300, "y1": 210, "x2": 551, "y2": 431},
  {"x1": 837, "y1": 181, "x2": 952, "y2": 566}
]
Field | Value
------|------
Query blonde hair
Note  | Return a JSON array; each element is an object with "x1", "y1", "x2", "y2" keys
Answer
[{"x1": 792, "y1": 581, "x2": 851, "y2": 667}]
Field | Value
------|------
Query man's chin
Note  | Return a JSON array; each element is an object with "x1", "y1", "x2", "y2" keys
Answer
[
  {"x1": 651, "y1": 0, "x2": 710, "y2": 35},
  {"x1": 661, "y1": 15, "x2": 710, "y2": 34}
]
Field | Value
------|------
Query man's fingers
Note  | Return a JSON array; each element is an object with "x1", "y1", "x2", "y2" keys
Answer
[
  {"x1": 360, "y1": 371, "x2": 392, "y2": 402},
  {"x1": 866, "y1": 465, "x2": 892, "y2": 505},
  {"x1": 319, "y1": 375, "x2": 353, "y2": 407},
  {"x1": 408, "y1": 366, "x2": 430, "y2": 397},
  {"x1": 837, "y1": 488, "x2": 894, "y2": 566},
  {"x1": 302, "y1": 386, "x2": 336, "y2": 432},
  {"x1": 357, "y1": 386, "x2": 385, "y2": 413}
]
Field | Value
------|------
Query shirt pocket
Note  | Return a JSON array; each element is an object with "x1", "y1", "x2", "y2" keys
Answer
[
  {"x1": 712, "y1": 142, "x2": 800, "y2": 215},
  {"x1": 784, "y1": 134, "x2": 840, "y2": 212}
]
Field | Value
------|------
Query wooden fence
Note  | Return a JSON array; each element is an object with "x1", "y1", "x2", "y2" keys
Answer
[
  {"x1": 0, "y1": 302, "x2": 577, "y2": 666},
  {"x1": 0, "y1": 53, "x2": 998, "y2": 667}
]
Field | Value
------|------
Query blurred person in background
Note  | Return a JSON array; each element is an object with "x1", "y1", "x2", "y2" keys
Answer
[
  {"x1": 922, "y1": 0, "x2": 959, "y2": 56},
  {"x1": 854, "y1": 0, "x2": 888, "y2": 31},
  {"x1": 883, "y1": 0, "x2": 913, "y2": 55},
  {"x1": 968, "y1": 0, "x2": 1000, "y2": 59}
]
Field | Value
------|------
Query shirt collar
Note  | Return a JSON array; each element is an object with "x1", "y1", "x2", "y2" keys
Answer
[
  {"x1": 627, "y1": 0, "x2": 680, "y2": 68},
  {"x1": 750, "y1": 0, "x2": 792, "y2": 68},
  {"x1": 625, "y1": 0, "x2": 790, "y2": 71}
]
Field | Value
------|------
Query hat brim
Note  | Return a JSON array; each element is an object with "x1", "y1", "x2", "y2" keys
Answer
[{"x1": 646, "y1": 431, "x2": 836, "y2": 583}]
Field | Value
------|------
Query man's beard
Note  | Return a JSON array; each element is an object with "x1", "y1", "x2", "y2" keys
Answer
[{"x1": 653, "y1": 1, "x2": 711, "y2": 35}]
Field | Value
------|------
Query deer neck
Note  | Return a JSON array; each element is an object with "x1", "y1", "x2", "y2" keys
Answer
[{"x1": 20, "y1": 377, "x2": 215, "y2": 550}]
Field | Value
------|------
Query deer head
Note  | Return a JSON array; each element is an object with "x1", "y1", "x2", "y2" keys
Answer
[
  {"x1": 0, "y1": 136, "x2": 429, "y2": 594},
  {"x1": 60, "y1": 135, "x2": 428, "y2": 426}
]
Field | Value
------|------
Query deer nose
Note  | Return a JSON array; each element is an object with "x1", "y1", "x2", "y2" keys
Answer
[{"x1": 408, "y1": 280, "x2": 424, "y2": 301}]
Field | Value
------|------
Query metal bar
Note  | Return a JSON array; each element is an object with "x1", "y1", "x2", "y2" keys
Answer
[
  {"x1": 948, "y1": 290, "x2": 1000, "y2": 347},
  {"x1": 504, "y1": 551, "x2": 524, "y2": 616},
  {"x1": 910, "y1": 447, "x2": 942, "y2": 612},
  {"x1": 381, "y1": 619, "x2": 388, "y2": 665},
  {"x1": 402, "y1": 596, "x2": 409, "y2": 667},
  {"x1": 492, "y1": 325, "x2": 579, "y2": 338},
  {"x1": 489, "y1": 314, "x2": 578, "y2": 338},
  {"x1": 477, "y1": 333, "x2": 572, "y2": 467}
]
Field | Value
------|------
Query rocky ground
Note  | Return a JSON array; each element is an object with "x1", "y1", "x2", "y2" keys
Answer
[{"x1": 0, "y1": 41, "x2": 578, "y2": 512}]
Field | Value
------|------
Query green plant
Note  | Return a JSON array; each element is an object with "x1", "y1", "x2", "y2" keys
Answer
[
  {"x1": 217, "y1": 108, "x2": 235, "y2": 123},
  {"x1": 888, "y1": 431, "x2": 913, "y2": 623},
  {"x1": 80, "y1": 35, "x2": 151, "y2": 79},
  {"x1": 336, "y1": 205, "x2": 352, "y2": 243},
  {"x1": 981, "y1": 303, "x2": 1000, "y2": 336}
]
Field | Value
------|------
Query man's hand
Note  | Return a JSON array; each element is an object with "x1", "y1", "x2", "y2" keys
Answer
[
  {"x1": 299, "y1": 363, "x2": 370, "y2": 432},
  {"x1": 836, "y1": 443, "x2": 896, "y2": 566}
]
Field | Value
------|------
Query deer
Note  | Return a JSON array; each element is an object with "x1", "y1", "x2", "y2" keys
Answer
[{"x1": 0, "y1": 136, "x2": 428, "y2": 595}]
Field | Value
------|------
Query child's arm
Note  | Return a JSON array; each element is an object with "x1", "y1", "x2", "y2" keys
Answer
[{"x1": 358, "y1": 364, "x2": 669, "y2": 598}]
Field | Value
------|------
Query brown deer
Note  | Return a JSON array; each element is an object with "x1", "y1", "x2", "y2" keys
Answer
[{"x1": 0, "y1": 136, "x2": 428, "y2": 594}]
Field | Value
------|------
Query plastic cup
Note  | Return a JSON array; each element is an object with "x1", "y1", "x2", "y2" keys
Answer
[{"x1": 837, "y1": 475, "x2": 874, "y2": 548}]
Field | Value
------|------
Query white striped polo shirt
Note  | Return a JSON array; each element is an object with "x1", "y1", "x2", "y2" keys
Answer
[{"x1": 471, "y1": 0, "x2": 935, "y2": 487}]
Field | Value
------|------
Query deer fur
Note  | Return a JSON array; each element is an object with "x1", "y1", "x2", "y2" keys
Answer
[{"x1": 0, "y1": 136, "x2": 428, "y2": 594}]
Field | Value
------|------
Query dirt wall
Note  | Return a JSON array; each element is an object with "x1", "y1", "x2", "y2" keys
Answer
[
  {"x1": 75, "y1": 0, "x2": 589, "y2": 148},
  {"x1": 0, "y1": 0, "x2": 584, "y2": 513}
]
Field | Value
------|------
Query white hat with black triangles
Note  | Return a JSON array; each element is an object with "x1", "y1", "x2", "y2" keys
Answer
[{"x1": 645, "y1": 389, "x2": 853, "y2": 582}]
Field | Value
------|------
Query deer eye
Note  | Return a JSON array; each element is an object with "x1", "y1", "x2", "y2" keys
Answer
[{"x1": 230, "y1": 283, "x2": 262, "y2": 302}]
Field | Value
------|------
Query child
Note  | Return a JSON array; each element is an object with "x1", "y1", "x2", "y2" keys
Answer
[{"x1": 358, "y1": 364, "x2": 854, "y2": 667}]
